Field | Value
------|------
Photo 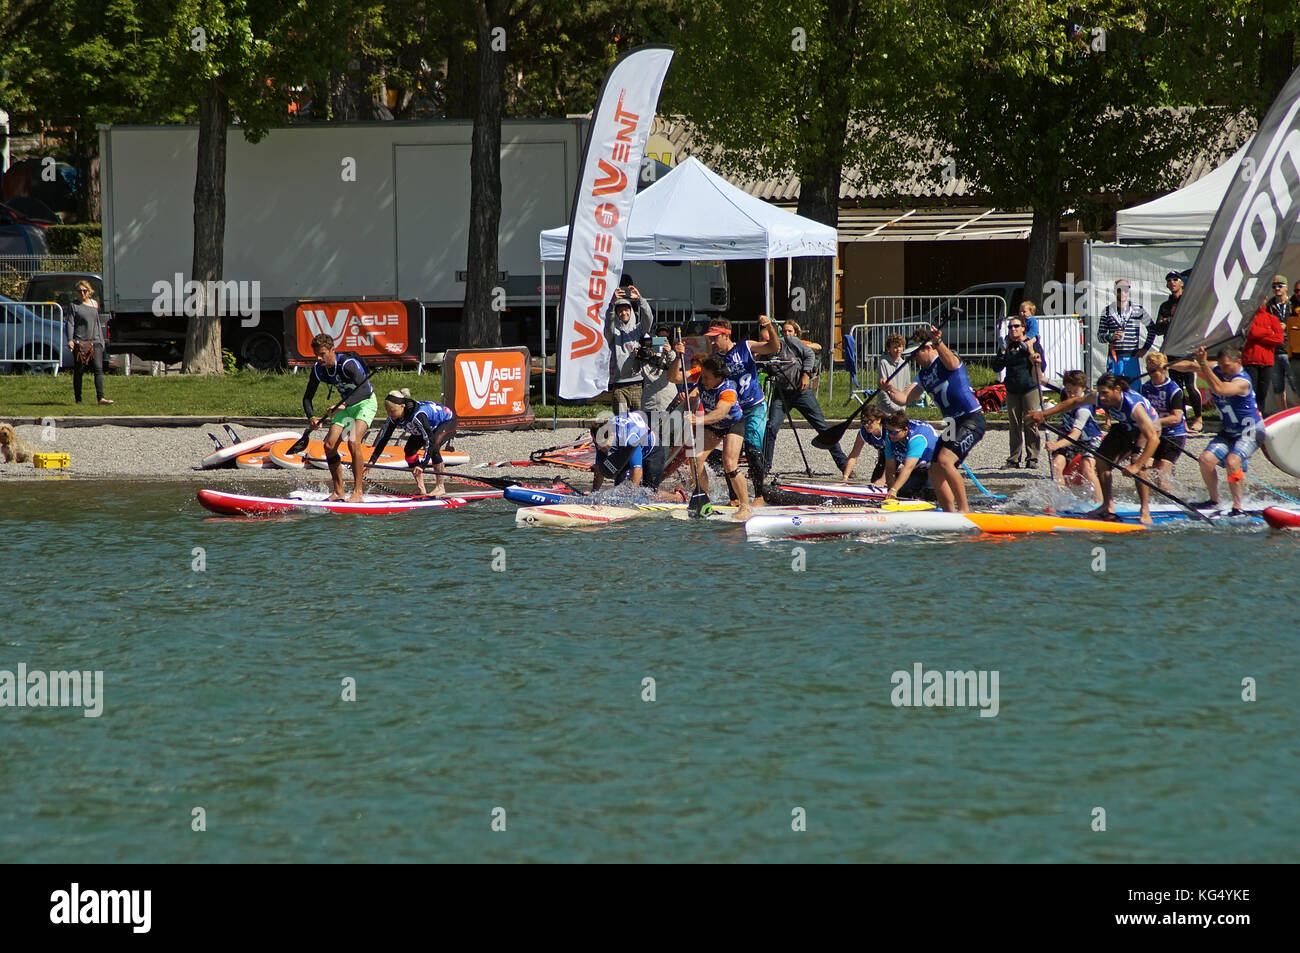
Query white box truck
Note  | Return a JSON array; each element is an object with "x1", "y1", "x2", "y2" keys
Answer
[{"x1": 98, "y1": 120, "x2": 728, "y2": 368}]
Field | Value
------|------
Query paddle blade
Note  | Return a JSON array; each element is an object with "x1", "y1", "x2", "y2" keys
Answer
[
  {"x1": 811, "y1": 420, "x2": 851, "y2": 449},
  {"x1": 880, "y1": 499, "x2": 935, "y2": 512},
  {"x1": 687, "y1": 490, "x2": 712, "y2": 517},
  {"x1": 287, "y1": 428, "x2": 313, "y2": 455}
]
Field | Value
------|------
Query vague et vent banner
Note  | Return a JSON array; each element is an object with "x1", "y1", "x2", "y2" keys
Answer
[
  {"x1": 1165, "y1": 63, "x2": 1300, "y2": 357},
  {"x1": 557, "y1": 46, "x2": 674, "y2": 399}
]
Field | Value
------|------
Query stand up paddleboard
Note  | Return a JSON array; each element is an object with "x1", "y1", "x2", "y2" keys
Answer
[
  {"x1": 302, "y1": 442, "x2": 471, "y2": 470},
  {"x1": 236, "y1": 451, "x2": 274, "y2": 469},
  {"x1": 745, "y1": 509, "x2": 1146, "y2": 540},
  {"x1": 769, "y1": 479, "x2": 889, "y2": 502},
  {"x1": 1262, "y1": 406, "x2": 1300, "y2": 478},
  {"x1": 1263, "y1": 506, "x2": 1300, "y2": 529},
  {"x1": 201, "y1": 430, "x2": 304, "y2": 469},
  {"x1": 197, "y1": 488, "x2": 474, "y2": 517}
]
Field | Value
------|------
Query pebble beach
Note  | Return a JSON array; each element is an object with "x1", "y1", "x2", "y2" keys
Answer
[{"x1": 4, "y1": 417, "x2": 1300, "y2": 507}]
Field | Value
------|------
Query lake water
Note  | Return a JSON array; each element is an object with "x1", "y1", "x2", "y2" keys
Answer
[{"x1": 1, "y1": 479, "x2": 1297, "y2": 862}]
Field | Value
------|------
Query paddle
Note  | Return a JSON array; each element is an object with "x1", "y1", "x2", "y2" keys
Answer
[
  {"x1": 1039, "y1": 419, "x2": 1213, "y2": 522},
  {"x1": 289, "y1": 365, "x2": 381, "y2": 454},
  {"x1": 812, "y1": 315, "x2": 953, "y2": 450},
  {"x1": 677, "y1": 327, "x2": 712, "y2": 517}
]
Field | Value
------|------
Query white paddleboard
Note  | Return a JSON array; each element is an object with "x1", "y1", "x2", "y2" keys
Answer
[
  {"x1": 746, "y1": 509, "x2": 979, "y2": 540},
  {"x1": 1262, "y1": 406, "x2": 1300, "y2": 478},
  {"x1": 200, "y1": 430, "x2": 303, "y2": 469}
]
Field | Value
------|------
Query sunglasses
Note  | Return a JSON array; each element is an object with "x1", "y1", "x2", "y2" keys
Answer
[
  {"x1": 887, "y1": 428, "x2": 907, "y2": 435},
  {"x1": 1008, "y1": 323, "x2": 1023, "y2": 329},
  {"x1": 1274, "y1": 283, "x2": 1286, "y2": 287}
]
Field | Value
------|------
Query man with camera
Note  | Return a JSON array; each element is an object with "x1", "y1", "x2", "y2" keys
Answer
[
  {"x1": 605, "y1": 275, "x2": 655, "y2": 412},
  {"x1": 762, "y1": 320, "x2": 848, "y2": 474}
]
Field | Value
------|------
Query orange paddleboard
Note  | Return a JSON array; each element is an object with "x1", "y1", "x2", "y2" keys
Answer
[{"x1": 964, "y1": 513, "x2": 1146, "y2": 534}]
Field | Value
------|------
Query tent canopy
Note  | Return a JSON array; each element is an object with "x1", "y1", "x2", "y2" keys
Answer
[
  {"x1": 539, "y1": 156, "x2": 837, "y2": 261},
  {"x1": 1117, "y1": 140, "x2": 1300, "y2": 241}
]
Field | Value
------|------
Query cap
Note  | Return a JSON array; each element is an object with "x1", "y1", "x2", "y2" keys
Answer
[
  {"x1": 1165, "y1": 271, "x2": 1184, "y2": 282},
  {"x1": 1273, "y1": 274, "x2": 1289, "y2": 285},
  {"x1": 704, "y1": 325, "x2": 729, "y2": 337},
  {"x1": 614, "y1": 298, "x2": 633, "y2": 311}
]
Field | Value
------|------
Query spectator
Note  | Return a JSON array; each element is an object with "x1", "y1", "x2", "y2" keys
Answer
[
  {"x1": 68, "y1": 279, "x2": 112, "y2": 405},
  {"x1": 1288, "y1": 282, "x2": 1300, "y2": 406},
  {"x1": 1001, "y1": 300, "x2": 1040, "y2": 352},
  {"x1": 1261, "y1": 275, "x2": 1293, "y2": 413},
  {"x1": 1241, "y1": 279, "x2": 1286, "y2": 412},
  {"x1": 1097, "y1": 278, "x2": 1156, "y2": 382},
  {"x1": 876, "y1": 334, "x2": 910, "y2": 412},
  {"x1": 762, "y1": 320, "x2": 848, "y2": 474},
  {"x1": 605, "y1": 275, "x2": 654, "y2": 411},
  {"x1": 991, "y1": 314, "x2": 1044, "y2": 469},
  {"x1": 636, "y1": 325, "x2": 678, "y2": 420},
  {"x1": 1155, "y1": 271, "x2": 1202, "y2": 432}
]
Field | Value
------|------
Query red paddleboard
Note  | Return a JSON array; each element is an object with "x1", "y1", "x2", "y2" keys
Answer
[
  {"x1": 197, "y1": 488, "x2": 475, "y2": 517},
  {"x1": 1263, "y1": 506, "x2": 1300, "y2": 529}
]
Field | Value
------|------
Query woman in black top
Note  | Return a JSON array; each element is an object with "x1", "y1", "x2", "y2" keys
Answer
[{"x1": 68, "y1": 280, "x2": 112, "y2": 405}]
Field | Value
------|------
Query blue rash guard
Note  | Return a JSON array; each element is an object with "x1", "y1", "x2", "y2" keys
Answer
[
  {"x1": 915, "y1": 355, "x2": 982, "y2": 419},
  {"x1": 1208, "y1": 366, "x2": 1262, "y2": 436},
  {"x1": 719, "y1": 340, "x2": 766, "y2": 410},
  {"x1": 1140, "y1": 378, "x2": 1187, "y2": 437},
  {"x1": 884, "y1": 421, "x2": 940, "y2": 469},
  {"x1": 857, "y1": 425, "x2": 886, "y2": 451},
  {"x1": 1061, "y1": 405, "x2": 1103, "y2": 449},
  {"x1": 698, "y1": 378, "x2": 743, "y2": 426},
  {"x1": 1095, "y1": 389, "x2": 1157, "y2": 431}
]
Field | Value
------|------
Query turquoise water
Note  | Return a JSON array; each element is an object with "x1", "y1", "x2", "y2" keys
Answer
[{"x1": 1, "y1": 479, "x2": 1297, "y2": 863}]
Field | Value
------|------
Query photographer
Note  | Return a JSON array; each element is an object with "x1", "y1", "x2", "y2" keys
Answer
[
  {"x1": 637, "y1": 326, "x2": 679, "y2": 417},
  {"x1": 762, "y1": 320, "x2": 848, "y2": 474},
  {"x1": 605, "y1": 275, "x2": 655, "y2": 411},
  {"x1": 991, "y1": 315, "x2": 1044, "y2": 469}
]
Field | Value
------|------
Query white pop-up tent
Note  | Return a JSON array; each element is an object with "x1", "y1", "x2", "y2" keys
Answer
[
  {"x1": 538, "y1": 156, "x2": 838, "y2": 402},
  {"x1": 1116, "y1": 140, "x2": 1300, "y2": 241}
]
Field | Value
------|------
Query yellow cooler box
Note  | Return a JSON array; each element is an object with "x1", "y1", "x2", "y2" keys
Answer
[{"x1": 33, "y1": 453, "x2": 71, "y2": 468}]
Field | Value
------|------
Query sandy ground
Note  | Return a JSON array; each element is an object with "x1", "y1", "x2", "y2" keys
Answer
[{"x1": 3, "y1": 417, "x2": 1299, "y2": 509}]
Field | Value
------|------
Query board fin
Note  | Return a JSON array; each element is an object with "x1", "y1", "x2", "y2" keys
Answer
[{"x1": 222, "y1": 423, "x2": 241, "y2": 445}]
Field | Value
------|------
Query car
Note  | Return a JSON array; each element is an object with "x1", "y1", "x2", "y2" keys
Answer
[
  {"x1": 0, "y1": 292, "x2": 70, "y2": 371},
  {"x1": 913, "y1": 281, "x2": 1026, "y2": 358}
]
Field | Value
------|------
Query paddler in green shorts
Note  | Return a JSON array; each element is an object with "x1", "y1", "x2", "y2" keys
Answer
[{"x1": 302, "y1": 334, "x2": 378, "y2": 502}]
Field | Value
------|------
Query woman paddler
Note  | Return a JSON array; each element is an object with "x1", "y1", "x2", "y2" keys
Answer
[{"x1": 368, "y1": 389, "x2": 458, "y2": 497}]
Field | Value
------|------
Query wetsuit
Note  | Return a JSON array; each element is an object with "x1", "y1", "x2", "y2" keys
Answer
[
  {"x1": 302, "y1": 351, "x2": 376, "y2": 431},
  {"x1": 369, "y1": 399, "x2": 456, "y2": 468}
]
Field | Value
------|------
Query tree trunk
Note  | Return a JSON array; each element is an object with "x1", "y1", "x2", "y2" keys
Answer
[
  {"x1": 791, "y1": 177, "x2": 839, "y2": 352},
  {"x1": 461, "y1": 0, "x2": 508, "y2": 348},
  {"x1": 184, "y1": 77, "x2": 229, "y2": 375},
  {"x1": 1023, "y1": 205, "x2": 1061, "y2": 314}
]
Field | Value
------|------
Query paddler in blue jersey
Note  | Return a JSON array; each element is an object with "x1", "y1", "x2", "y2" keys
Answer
[
  {"x1": 882, "y1": 325, "x2": 987, "y2": 513},
  {"x1": 839, "y1": 404, "x2": 887, "y2": 484},
  {"x1": 590, "y1": 410, "x2": 660, "y2": 490},
  {"x1": 1139, "y1": 351, "x2": 1187, "y2": 495},
  {"x1": 683, "y1": 353, "x2": 752, "y2": 520},
  {"x1": 1030, "y1": 373, "x2": 1162, "y2": 524},
  {"x1": 1168, "y1": 345, "x2": 1263, "y2": 516},
  {"x1": 303, "y1": 334, "x2": 377, "y2": 502},
  {"x1": 881, "y1": 411, "x2": 940, "y2": 501},
  {"x1": 704, "y1": 317, "x2": 780, "y2": 503},
  {"x1": 368, "y1": 389, "x2": 457, "y2": 497}
]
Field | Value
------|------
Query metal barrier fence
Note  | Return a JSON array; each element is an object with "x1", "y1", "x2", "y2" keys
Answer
[
  {"x1": 860, "y1": 295, "x2": 1009, "y2": 359},
  {"x1": 0, "y1": 254, "x2": 86, "y2": 283},
  {"x1": 0, "y1": 300, "x2": 67, "y2": 373}
]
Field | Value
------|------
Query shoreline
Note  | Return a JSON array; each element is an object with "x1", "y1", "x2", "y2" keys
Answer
[{"x1": 3, "y1": 420, "x2": 1299, "y2": 504}]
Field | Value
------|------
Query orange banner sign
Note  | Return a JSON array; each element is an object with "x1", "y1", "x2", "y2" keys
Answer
[{"x1": 442, "y1": 347, "x2": 535, "y2": 430}]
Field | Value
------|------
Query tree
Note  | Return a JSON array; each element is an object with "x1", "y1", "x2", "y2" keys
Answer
[{"x1": 670, "y1": 0, "x2": 922, "y2": 349}]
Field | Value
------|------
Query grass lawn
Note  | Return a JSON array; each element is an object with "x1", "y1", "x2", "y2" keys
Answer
[{"x1": 2, "y1": 361, "x2": 1163, "y2": 423}]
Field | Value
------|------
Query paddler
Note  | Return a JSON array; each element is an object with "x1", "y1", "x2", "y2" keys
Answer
[
  {"x1": 683, "y1": 353, "x2": 752, "y2": 520},
  {"x1": 882, "y1": 325, "x2": 987, "y2": 513},
  {"x1": 1167, "y1": 345, "x2": 1262, "y2": 516},
  {"x1": 1029, "y1": 372, "x2": 1161, "y2": 524},
  {"x1": 1044, "y1": 370, "x2": 1103, "y2": 503},
  {"x1": 704, "y1": 317, "x2": 780, "y2": 504},
  {"x1": 302, "y1": 334, "x2": 377, "y2": 502},
  {"x1": 1138, "y1": 352, "x2": 1187, "y2": 495},
  {"x1": 368, "y1": 389, "x2": 457, "y2": 498},
  {"x1": 839, "y1": 404, "x2": 887, "y2": 484},
  {"x1": 590, "y1": 410, "x2": 660, "y2": 490},
  {"x1": 881, "y1": 410, "x2": 939, "y2": 501}
]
